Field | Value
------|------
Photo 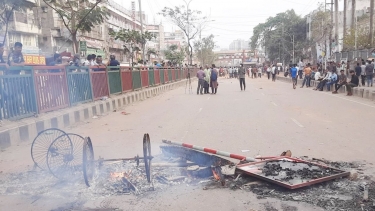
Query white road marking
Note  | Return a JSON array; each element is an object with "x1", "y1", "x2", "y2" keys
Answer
[
  {"x1": 199, "y1": 108, "x2": 203, "y2": 112},
  {"x1": 291, "y1": 118, "x2": 304, "y2": 128},
  {"x1": 320, "y1": 92, "x2": 375, "y2": 108},
  {"x1": 271, "y1": 102, "x2": 278, "y2": 106}
]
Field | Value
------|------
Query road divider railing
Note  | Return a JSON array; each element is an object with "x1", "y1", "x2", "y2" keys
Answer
[{"x1": 0, "y1": 66, "x2": 196, "y2": 120}]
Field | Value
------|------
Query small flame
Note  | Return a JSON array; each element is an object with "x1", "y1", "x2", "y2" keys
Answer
[{"x1": 212, "y1": 169, "x2": 220, "y2": 180}]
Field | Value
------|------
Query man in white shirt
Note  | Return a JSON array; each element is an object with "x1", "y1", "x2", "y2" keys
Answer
[{"x1": 271, "y1": 65, "x2": 276, "y2": 82}]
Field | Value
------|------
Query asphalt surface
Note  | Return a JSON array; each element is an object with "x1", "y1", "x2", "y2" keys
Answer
[{"x1": 0, "y1": 75, "x2": 374, "y2": 210}]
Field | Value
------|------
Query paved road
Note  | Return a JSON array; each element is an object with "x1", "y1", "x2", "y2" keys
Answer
[{"x1": 1, "y1": 76, "x2": 374, "y2": 210}]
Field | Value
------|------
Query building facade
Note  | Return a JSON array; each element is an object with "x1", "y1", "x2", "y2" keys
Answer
[{"x1": 229, "y1": 39, "x2": 250, "y2": 51}]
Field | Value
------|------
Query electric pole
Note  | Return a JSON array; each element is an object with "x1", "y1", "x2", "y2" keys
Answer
[
  {"x1": 327, "y1": 0, "x2": 334, "y2": 60},
  {"x1": 138, "y1": 0, "x2": 145, "y2": 64},
  {"x1": 370, "y1": 0, "x2": 374, "y2": 46},
  {"x1": 343, "y1": 0, "x2": 347, "y2": 49},
  {"x1": 334, "y1": 0, "x2": 339, "y2": 52},
  {"x1": 351, "y1": 0, "x2": 356, "y2": 35}
]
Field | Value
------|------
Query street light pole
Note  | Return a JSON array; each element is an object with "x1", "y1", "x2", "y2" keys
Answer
[
  {"x1": 292, "y1": 35, "x2": 295, "y2": 64},
  {"x1": 138, "y1": 0, "x2": 145, "y2": 64}
]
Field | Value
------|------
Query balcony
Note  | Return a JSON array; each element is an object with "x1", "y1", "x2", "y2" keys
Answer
[{"x1": 11, "y1": 21, "x2": 41, "y2": 34}]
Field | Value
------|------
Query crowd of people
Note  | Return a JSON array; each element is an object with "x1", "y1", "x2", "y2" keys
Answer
[{"x1": 287, "y1": 60, "x2": 374, "y2": 96}]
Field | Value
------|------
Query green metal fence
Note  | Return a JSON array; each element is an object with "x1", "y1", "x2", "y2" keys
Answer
[
  {"x1": 107, "y1": 66, "x2": 122, "y2": 95},
  {"x1": 132, "y1": 69, "x2": 142, "y2": 90},
  {"x1": 66, "y1": 66, "x2": 92, "y2": 105},
  {"x1": 168, "y1": 68, "x2": 172, "y2": 82},
  {"x1": 160, "y1": 68, "x2": 165, "y2": 84},
  {"x1": 0, "y1": 66, "x2": 37, "y2": 120},
  {"x1": 148, "y1": 67, "x2": 155, "y2": 87}
]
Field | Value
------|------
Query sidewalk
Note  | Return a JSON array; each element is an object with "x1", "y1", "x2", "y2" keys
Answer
[
  {"x1": 0, "y1": 79, "x2": 190, "y2": 149},
  {"x1": 276, "y1": 75, "x2": 375, "y2": 101}
]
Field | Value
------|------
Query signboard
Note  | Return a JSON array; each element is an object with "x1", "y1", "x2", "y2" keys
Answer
[
  {"x1": 80, "y1": 41, "x2": 87, "y2": 51},
  {"x1": 24, "y1": 55, "x2": 46, "y2": 65}
]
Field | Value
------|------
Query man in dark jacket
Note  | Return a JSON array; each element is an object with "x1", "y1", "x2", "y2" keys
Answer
[
  {"x1": 365, "y1": 60, "x2": 374, "y2": 87},
  {"x1": 345, "y1": 70, "x2": 359, "y2": 96},
  {"x1": 238, "y1": 64, "x2": 246, "y2": 91}
]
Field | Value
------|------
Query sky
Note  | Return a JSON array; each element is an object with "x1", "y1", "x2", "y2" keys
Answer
[{"x1": 115, "y1": 0, "x2": 326, "y2": 49}]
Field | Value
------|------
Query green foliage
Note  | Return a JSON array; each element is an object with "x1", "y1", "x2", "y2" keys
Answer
[
  {"x1": 159, "y1": 5, "x2": 206, "y2": 65},
  {"x1": 164, "y1": 45, "x2": 185, "y2": 65},
  {"x1": 194, "y1": 34, "x2": 216, "y2": 65},
  {"x1": 343, "y1": 28, "x2": 372, "y2": 50},
  {"x1": 0, "y1": 0, "x2": 34, "y2": 43},
  {"x1": 42, "y1": 0, "x2": 109, "y2": 52},
  {"x1": 249, "y1": 9, "x2": 308, "y2": 63},
  {"x1": 146, "y1": 48, "x2": 157, "y2": 61}
]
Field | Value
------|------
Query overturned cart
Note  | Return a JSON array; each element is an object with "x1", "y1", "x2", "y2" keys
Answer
[
  {"x1": 161, "y1": 140, "x2": 350, "y2": 190},
  {"x1": 30, "y1": 128, "x2": 153, "y2": 188}
]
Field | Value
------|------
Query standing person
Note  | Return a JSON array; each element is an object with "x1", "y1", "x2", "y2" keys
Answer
[
  {"x1": 210, "y1": 64, "x2": 218, "y2": 94},
  {"x1": 229, "y1": 66, "x2": 233, "y2": 78},
  {"x1": 109, "y1": 55, "x2": 120, "y2": 66},
  {"x1": 204, "y1": 65, "x2": 211, "y2": 94},
  {"x1": 271, "y1": 65, "x2": 276, "y2": 82},
  {"x1": 90, "y1": 54, "x2": 97, "y2": 65},
  {"x1": 361, "y1": 61, "x2": 366, "y2": 86},
  {"x1": 238, "y1": 64, "x2": 246, "y2": 91},
  {"x1": 345, "y1": 70, "x2": 359, "y2": 96},
  {"x1": 290, "y1": 64, "x2": 298, "y2": 89},
  {"x1": 83, "y1": 55, "x2": 92, "y2": 66},
  {"x1": 332, "y1": 70, "x2": 347, "y2": 94},
  {"x1": 266, "y1": 66, "x2": 271, "y2": 80},
  {"x1": 355, "y1": 63, "x2": 362, "y2": 81},
  {"x1": 234, "y1": 66, "x2": 238, "y2": 79},
  {"x1": 7, "y1": 42, "x2": 25, "y2": 75},
  {"x1": 196, "y1": 67, "x2": 205, "y2": 95},
  {"x1": 365, "y1": 60, "x2": 374, "y2": 87},
  {"x1": 301, "y1": 63, "x2": 312, "y2": 88},
  {"x1": 257, "y1": 66, "x2": 262, "y2": 78},
  {"x1": 298, "y1": 66, "x2": 303, "y2": 79}
]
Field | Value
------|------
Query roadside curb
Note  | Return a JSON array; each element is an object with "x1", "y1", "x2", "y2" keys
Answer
[
  {"x1": 0, "y1": 79, "x2": 189, "y2": 149},
  {"x1": 276, "y1": 75, "x2": 375, "y2": 101}
]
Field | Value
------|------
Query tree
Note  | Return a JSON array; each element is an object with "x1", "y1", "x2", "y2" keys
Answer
[
  {"x1": 159, "y1": 2, "x2": 206, "y2": 65},
  {"x1": 42, "y1": 0, "x2": 109, "y2": 53},
  {"x1": 194, "y1": 34, "x2": 216, "y2": 65},
  {"x1": 164, "y1": 45, "x2": 185, "y2": 65},
  {"x1": 250, "y1": 10, "x2": 307, "y2": 63},
  {"x1": 0, "y1": 0, "x2": 34, "y2": 44},
  {"x1": 109, "y1": 29, "x2": 155, "y2": 66},
  {"x1": 146, "y1": 48, "x2": 157, "y2": 61}
]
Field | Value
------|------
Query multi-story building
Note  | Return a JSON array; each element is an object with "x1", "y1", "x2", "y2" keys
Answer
[
  {"x1": 229, "y1": 39, "x2": 250, "y2": 51},
  {"x1": 146, "y1": 24, "x2": 165, "y2": 62},
  {"x1": 1, "y1": 0, "x2": 41, "y2": 56},
  {"x1": 164, "y1": 30, "x2": 186, "y2": 49}
]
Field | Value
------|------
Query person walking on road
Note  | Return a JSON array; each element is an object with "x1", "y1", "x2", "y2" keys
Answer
[
  {"x1": 290, "y1": 64, "x2": 298, "y2": 89},
  {"x1": 355, "y1": 63, "x2": 362, "y2": 86},
  {"x1": 257, "y1": 66, "x2": 262, "y2": 78},
  {"x1": 271, "y1": 65, "x2": 276, "y2": 82},
  {"x1": 196, "y1": 67, "x2": 206, "y2": 95},
  {"x1": 267, "y1": 66, "x2": 271, "y2": 80},
  {"x1": 345, "y1": 70, "x2": 359, "y2": 96},
  {"x1": 301, "y1": 63, "x2": 312, "y2": 88},
  {"x1": 238, "y1": 64, "x2": 246, "y2": 91},
  {"x1": 203, "y1": 65, "x2": 211, "y2": 94},
  {"x1": 365, "y1": 60, "x2": 374, "y2": 87},
  {"x1": 210, "y1": 64, "x2": 218, "y2": 94}
]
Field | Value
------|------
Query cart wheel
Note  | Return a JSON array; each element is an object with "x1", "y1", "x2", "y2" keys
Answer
[
  {"x1": 31, "y1": 128, "x2": 67, "y2": 170},
  {"x1": 83, "y1": 137, "x2": 95, "y2": 187},
  {"x1": 143, "y1": 134, "x2": 152, "y2": 183},
  {"x1": 46, "y1": 133, "x2": 86, "y2": 180}
]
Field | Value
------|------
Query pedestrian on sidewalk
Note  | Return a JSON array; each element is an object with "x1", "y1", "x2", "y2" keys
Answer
[
  {"x1": 361, "y1": 61, "x2": 366, "y2": 86},
  {"x1": 290, "y1": 64, "x2": 298, "y2": 89},
  {"x1": 345, "y1": 70, "x2": 359, "y2": 96},
  {"x1": 298, "y1": 59, "x2": 304, "y2": 79},
  {"x1": 365, "y1": 60, "x2": 374, "y2": 87},
  {"x1": 210, "y1": 64, "x2": 218, "y2": 94},
  {"x1": 238, "y1": 64, "x2": 246, "y2": 91},
  {"x1": 271, "y1": 65, "x2": 276, "y2": 82},
  {"x1": 267, "y1": 66, "x2": 271, "y2": 80},
  {"x1": 196, "y1": 67, "x2": 206, "y2": 95},
  {"x1": 301, "y1": 63, "x2": 312, "y2": 88},
  {"x1": 204, "y1": 65, "x2": 211, "y2": 94},
  {"x1": 355, "y1": 63, "x2": 362, "y2": 87},
  {"x1": 332, "y1": 70, "x2": 347, "y2": 94}
]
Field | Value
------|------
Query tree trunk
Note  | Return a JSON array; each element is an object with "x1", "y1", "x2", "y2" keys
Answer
[
  {"x1": 334, "y1": 0, "x2": 339, "y2": 48},
  {"x1": 72, "y1": 32, "x2": 78, "y2": 54},
  {"x1": 370, "y1": 0, "x2": 374, "y2": 46},
  {"x1": 2, "y1": 20, "x2": 10, "y2": 46},
  {"x1": 343, "y1": 0, "x2": 347, "y2": 49}
]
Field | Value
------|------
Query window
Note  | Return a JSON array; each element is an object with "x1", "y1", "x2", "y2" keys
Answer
[
  {"x1": 23, "y1": 35, "x2": 32, "y2": 46},
  {"x1": 15, "y1": 12, "x2": 27, "y2": 24}
]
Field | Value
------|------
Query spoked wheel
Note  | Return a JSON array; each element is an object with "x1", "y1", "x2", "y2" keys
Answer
[
  {"x1": 31, "y1": 128, "x2": 67, "y2": 170},
  {"x1": 143, "y1": 134, "x2": 152, "y2": 183},
  {"x1": 83, "y1": 137, "x2": 95, "y2": 187},
  {"x1": 46, "y1": 133, "x2": 80, "y2": 179}
]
